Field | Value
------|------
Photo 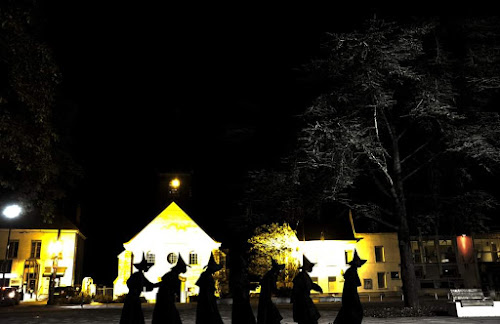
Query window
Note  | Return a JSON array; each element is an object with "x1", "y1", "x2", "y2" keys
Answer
[
  {"x1": 377, "y1": 272, "x2": 387, "y2": 289},
  {"x1": 364, "y1": 279, "x2": 373, "y2": 289},
  {"x1": 7, "y1": 240, "x2": 19, "y2": 259},
  {"x1": 167, "y1": 253, "x2": 177, "y2": 264},
  {"x1": 375, "y1": 246, "x2": 385, "y2": 262},
  {"x1": 31, "y1": 241, "x2": 42, "y2": 259},
  {"x1": 344, "y1": 250, "x2": 353, "y2": 264},
  {"x1": 390, "y1": 271, "x2": 400, "y2": 280},
  {"x1": 146, "y1": 252, "x2": 155, "y2": 264},
  {"x1": 328, "y1": 276, "x2": 336, "y2": 292},
  {"x1": 411, "y1": 241, "x2": 422, "y2": 263},
  {"x1": 189, "y1": 252, "x2": 198, "y2": 265},
  {"x1": 422, "y1": 240, "x2": 437, "y2": 263},
  {"x1": 438, "y1": 240, "x2": 456, "y2": 263}
]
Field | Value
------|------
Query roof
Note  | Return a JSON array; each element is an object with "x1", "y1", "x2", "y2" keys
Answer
[
  {"x1": 125, "y1": 201, "x2": 220, "y2": 244},
  {"x1": 0, "y1": 213, "x2": 81, "y2": 232}
]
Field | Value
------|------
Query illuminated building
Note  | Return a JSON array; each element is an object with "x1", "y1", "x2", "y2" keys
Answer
[
  {"x1": 295, "y1": 211, "x2": 403, "y2": 297},
  {"x1": 113, "y1": 202, "x2": 223, "y2": 303},
  {"x1": 0, "y1": 218, "x2": 85, "y2": 301},
  {"x1": 410, "y1": 233, "x2": 500, "y2": 296}
]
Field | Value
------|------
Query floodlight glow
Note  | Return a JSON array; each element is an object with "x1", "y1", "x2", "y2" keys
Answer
[
  {"x1": 170, "y1": 179, "x2": 180, "y2": 189},
  {"x1": 2, "y1": 204, "x2": 22, "y2": 219}
]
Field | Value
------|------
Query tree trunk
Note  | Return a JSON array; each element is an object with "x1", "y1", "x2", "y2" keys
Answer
[
  {"x1": 397, "y1": 208, "x2": 420, "y2": 307},
  {"x1": 392, "y1": 138, "x2": 420, "y2": 307}
]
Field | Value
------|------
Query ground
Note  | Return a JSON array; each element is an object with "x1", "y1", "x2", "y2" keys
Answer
[{"x1": 0, "y1": 302, "x2": 499, "y2": 324}]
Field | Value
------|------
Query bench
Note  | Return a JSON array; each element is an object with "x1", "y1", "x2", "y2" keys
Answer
[{"x1": 448, "y1": 289, "x2": 500, "y2": 317}]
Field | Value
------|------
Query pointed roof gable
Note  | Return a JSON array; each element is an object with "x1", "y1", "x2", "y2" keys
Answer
[{"x1": 124, "y1": 202, "x2": 219, "y2": 245}]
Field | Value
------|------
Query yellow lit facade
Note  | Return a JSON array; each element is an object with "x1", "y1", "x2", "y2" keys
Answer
[
  {"x1": 0, "y1": 228, "x2": 85, "y2": 301},
  {"x1": 113, "y1": 202, "x2": 222, "y2": 303},
  {"x1": 296, "y1": 232, "x2": 402, "y2": 296}
]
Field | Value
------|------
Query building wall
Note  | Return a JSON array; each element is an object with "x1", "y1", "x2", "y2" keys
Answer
[
  {"x1": 355, "y1": 233, "x2": 402, "y2": 295},
  {"x1": 297, "y1": 233, "x2": 402, "y2": 296},
  {"x1": 113, "y1": 202, "x2": 222, "y2": 303},
  {"x1": 0, "y1": 228, "x2": 84, "y2": 300}
]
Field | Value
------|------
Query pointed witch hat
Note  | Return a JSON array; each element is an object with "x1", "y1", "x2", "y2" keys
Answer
[
  {"x1": 172, "y1": 252, "x2": 190, "y2": 272},
  {"x1": 205, "y1": 252, "x2": 222, "y2": 272},
  {"x1": 299, "y1": 254, "x2": 315, "y2": 271},
  {"x1": 348, "y1": 249, "x2": 367, "y2": 267},
  {"x1": 133, "y1": 252, "x2": 154, "y2": 271}
]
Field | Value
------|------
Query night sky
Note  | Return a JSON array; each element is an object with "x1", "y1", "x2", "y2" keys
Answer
[{"x1": 36, "y1": 3, "x2": 377, "y2": 285}]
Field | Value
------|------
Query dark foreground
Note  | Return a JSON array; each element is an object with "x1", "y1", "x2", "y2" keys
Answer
[{"x1": 0, "y1": 301, "x2": 498, "y2": 324}]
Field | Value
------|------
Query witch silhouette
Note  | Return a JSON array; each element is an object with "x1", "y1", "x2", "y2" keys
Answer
[
  {"x1": 257, "y1": 258, "x2": 285, "y2": 324},
  {"x1": 333, "y1": 249, "x2": 366, "y2": 324},
  {"x1": 195, "y1": 252, "x2": 224, "y2": 324},
  {"x1": 152, "y1": 253, "x2": 190, "y2": 324},
  {"x1": 119, "y1": 253, "x2": 156, "y2": 324},
  {"x1": 291, "y1": 255, "x2": 323, "y2": 324}
]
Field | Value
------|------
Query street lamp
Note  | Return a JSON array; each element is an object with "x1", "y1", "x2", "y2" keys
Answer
[
  {"x1": 2, "y1": 204, "x2": 22, "y2": 289},
  {"x1": 169, "y1": 178, "x2": 181, "y2": 196}
]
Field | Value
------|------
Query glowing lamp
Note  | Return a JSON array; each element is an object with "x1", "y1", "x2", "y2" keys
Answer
[
  {"x1": 2, "y1": 204, "x2": 22, "y2": 219},
  {"x1": 457, "y1": 234, "x2": 473, "y2": 263},
  {"x1": 170, "y1": 179, "x2": 180, "y2": 189}
]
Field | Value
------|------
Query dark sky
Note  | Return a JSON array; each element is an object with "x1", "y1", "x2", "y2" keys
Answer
[{"x1": 38, "y1": 3, "x2": 375, "y2": 285}]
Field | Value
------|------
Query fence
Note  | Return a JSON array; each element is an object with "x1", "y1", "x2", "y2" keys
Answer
[{"x1": 95, "y1": 286, "x2": 113, "y2": 298}]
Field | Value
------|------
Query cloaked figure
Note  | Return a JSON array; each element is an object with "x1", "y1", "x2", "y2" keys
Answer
[
  {"x1": 152, "y1": 253, "x2": 190, "y2": 324},
  {"x1": 231, "y1": 254, "x2": 258, "y2": 324},
  {"x1": 257, "y1": 259, "x2": 285, "y2": 324},
  {"x1": 291, "y1": 255, "x2": 323, "y2": 324},
  {"x1": 119, "y1": 253, "x2": 156, "y2": 324},
  {"x1": 195, "y1": 253, "x2": 224, "y2": 324},
  {"x1": 334, "y1": 250, "x2": 366, "y2": 324}
]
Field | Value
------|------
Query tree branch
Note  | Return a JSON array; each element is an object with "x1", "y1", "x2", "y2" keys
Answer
[
  {"x1": 401, "y1": 141, "x2": 430, "y2": 165},
  {"x1": 358, "y1": 213, "x2": 399, "y2": 231},
  {"x1": 402, "y1": 153, "x2": 441, "y2": 182}
]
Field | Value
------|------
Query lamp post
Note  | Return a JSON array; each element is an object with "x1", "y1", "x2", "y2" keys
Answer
[{"x1": 2, "y1": 204, "x2": 22, "y2": 288}]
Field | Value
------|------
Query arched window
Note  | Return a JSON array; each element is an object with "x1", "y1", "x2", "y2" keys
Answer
[
  {"x1": 189, "y1": 251, "x2": 198, "y2": 265},
  {"x1": 167, "y1": 252, "x2": 178, "y2": 264}
]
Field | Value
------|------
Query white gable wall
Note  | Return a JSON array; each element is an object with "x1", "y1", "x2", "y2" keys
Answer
[{"x1": 114, "y1": 202, "x2": 221, "y2": 302}]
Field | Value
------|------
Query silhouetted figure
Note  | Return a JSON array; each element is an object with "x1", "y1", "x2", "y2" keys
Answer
[
  {"x1": 152, "y1": 253, "x2": 189, "y2": 324},
  {"x1": 231, "y1": 253, "x2": 258, "y2": 324},
  {"x1": 196, "y1": 253, "x2": 224, "y2": 324},
  {"x1": 257, "y1": 259, "x2": 285, "y2": 324},
  {"x1": 334, "y1": 249, "x2": 366, "y2": 324},
  {"x1": 120, "y1": 253, "x2": 155, "y2": 324},
  {"x1": 291, "y1": 255, "x2": 323, "y2": 324}
]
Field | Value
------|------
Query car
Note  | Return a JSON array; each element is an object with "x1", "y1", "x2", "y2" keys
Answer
[
  {"x1": 0, "y1": 287, "x2": 21, "y2": 306},
  {"x1": 54, "y1": 286, "x2": 77, "y2": 299}
]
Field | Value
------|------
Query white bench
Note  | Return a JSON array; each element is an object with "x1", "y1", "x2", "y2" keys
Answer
[{"x1": 448, "y1": 288, "x2": 500, "y2": 317}]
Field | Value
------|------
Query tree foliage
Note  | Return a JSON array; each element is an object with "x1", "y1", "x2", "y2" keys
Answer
[
  {"x1": 248, "y1": 223, "x2": 300, "y2": 286},
  {"x1": 296, "y1": 18, "x2": 500, "y2": 234},
  {"x1": 0, "y1": 1, "x2": 81, "y2": 222}
]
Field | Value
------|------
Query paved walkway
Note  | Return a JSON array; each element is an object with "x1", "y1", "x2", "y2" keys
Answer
[{"x1": 0, "y1": 302, "x2": 498, "y2": 323}]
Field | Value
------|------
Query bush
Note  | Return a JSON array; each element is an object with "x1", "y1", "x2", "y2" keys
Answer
[
  {"x1": 363, "y1": 305, "x2": 447, "y2": 318},
  {"x1": 115, "y1": 294, "x2": 127, "y2": 303},
  {"x1": 93, "y1": 294, "x2": 114, "y2": 303}
]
